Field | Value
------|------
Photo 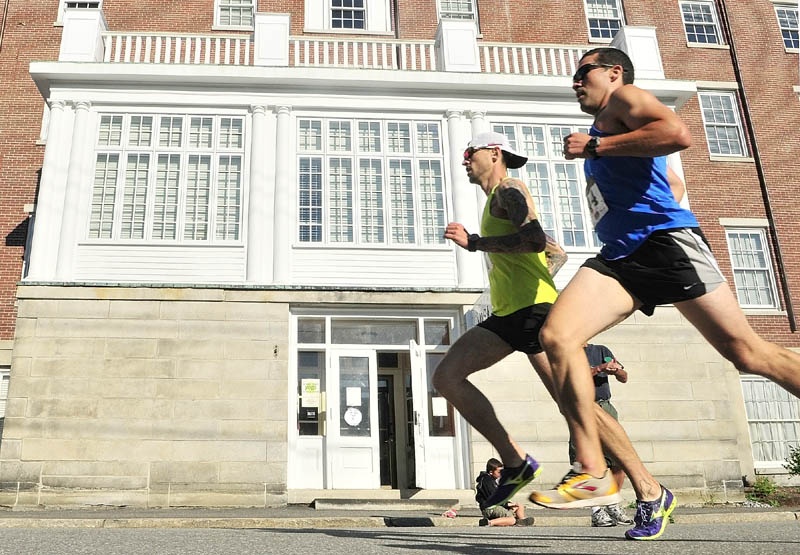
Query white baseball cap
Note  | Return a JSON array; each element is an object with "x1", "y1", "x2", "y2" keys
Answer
[{"x1": 466, "y1": 131, "x2": 528, "y2": 169}]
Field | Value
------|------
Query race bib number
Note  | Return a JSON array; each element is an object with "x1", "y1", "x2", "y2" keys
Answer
[{"x1": 585, "y1": 177, "x2": 609, "y2": 225}]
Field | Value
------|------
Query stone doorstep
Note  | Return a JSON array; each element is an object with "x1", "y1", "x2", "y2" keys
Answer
[{"x1": 313, "y1": 498, "x2": 460, "y2": 511}]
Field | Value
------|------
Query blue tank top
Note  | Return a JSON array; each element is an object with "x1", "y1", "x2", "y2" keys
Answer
[{"x1": 584, "y1": 126, "x2": 699, "y2": 260}]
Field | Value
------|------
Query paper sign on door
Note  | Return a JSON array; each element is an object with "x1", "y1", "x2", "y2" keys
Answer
[
  {"x1": 301, "y1": 379, "x2": 320, "y2": 408},
  {"x1": 431, "y1": 396, "x2": 449, "y2": 417},
  {"x1": 346, "y1": 386, "x2": 362, "y2": 406}
]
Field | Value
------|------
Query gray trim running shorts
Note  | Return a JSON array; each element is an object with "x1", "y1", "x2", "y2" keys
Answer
[
  {"x1": 477, "y1": 303, "x2": 552, "y2": 354},
  {"x1": 482, "y1": 505, "x2": 515, "y2": 520},
  {"x1": 583, "y1": 227, "x2": 725, "y2": 316}
]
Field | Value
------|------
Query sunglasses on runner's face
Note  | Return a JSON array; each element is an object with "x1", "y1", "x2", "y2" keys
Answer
[
  {"x1": 572, "y1": 63, "x2": 617, "y2": 83},
  {"x1": 463, "y1": 146, "x2": 498, "y2": 161}
]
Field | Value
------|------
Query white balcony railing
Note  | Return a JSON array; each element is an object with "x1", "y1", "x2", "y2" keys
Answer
[
  {"x1": 102, "y1": 32, "x2": 252, "y2": 65},
  {"x1": 60, "y1": 8, "x2": 665, "y2": 79},
  {"x1": 290, "y1": 37, "x2": 436, "y2": 71},
  {"x1": 480, "y1": 43, "x2": 588, "y2": 77}
]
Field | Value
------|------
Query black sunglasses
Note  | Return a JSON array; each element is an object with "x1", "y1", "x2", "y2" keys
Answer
[
  {"x1": 463, "y1": 146, "x2": 498, "y2": 160},
  {"x1": 572, "y1": 63, "x2": 619, "y2": 83}
]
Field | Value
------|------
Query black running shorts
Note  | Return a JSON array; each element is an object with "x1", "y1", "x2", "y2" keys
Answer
[
  {"x1": 583, "y1": 227, "x2": 725, "y2": 316},
  {"x1": 477, "y1": 303, "x2": 552, "y2": 354}
]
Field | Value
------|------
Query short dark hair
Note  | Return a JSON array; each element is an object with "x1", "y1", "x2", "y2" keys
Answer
[
  {"x1": 486, "y1": 458, "x2": 503, "y2": 473},
  {"x1": 580, "y1": 47, "x2": 635, "y2": 84}
]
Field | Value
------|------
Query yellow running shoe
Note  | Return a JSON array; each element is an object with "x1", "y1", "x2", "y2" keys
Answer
[{"x1": 529, "y1": 465, "x2": 622, "y2": 509}]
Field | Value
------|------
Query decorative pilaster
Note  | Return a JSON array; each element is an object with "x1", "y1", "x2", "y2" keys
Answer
[
  {"x1": 55, "y1": 100, "x2": 92, "y2": 280},
  {"x1": 27, "y1": 100, "x2": 67, "y2": 280},
  {"x1": 446, "y1": 110, "x2": 484, "y2": 289},
  {"x1": 467, "y1": 110, "x2": 490, "y2": 221},
  {"x1": 246, "y1": 105, "x2": 272, "y2": 283},
  {"x1": 272, "y1": 105, "x2": 292, "y2": 284}
]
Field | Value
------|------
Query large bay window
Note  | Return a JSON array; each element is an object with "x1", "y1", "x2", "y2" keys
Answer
[
  {"x1": 493, "y1": 123, "x2": 599, "y2": 249},
  {"x1": 297, "y1": 118, "x2": 447, "y2": 247},
  {"x1": 89, "y1": 113, "x2": 244, "y2": 243}
]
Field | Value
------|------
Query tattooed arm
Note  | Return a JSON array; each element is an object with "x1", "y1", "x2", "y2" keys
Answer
[
  {"x1": 544, "y1": 235, "x2": 568, "y2": 276},
  {"x1": 470, "y1": 179, "x2": 547, "y2": 253}
]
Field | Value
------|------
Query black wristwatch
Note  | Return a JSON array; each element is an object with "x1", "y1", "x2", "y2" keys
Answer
[
  {"x1": 586, "y1": 136, "x2": 601, "y2": 159},
  {"x1": 467, "y1": 233, "x2": 480, "y2": 252}
]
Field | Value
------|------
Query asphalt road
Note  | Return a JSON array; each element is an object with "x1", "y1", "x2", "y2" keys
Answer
[{"x1": 2, "y1": 522, "x2": 799, "y2": 554}]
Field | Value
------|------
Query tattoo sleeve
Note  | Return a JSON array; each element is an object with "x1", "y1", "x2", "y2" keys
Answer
[
  {"x1": 544, "y1": 235, "x2": 568, "y2": 276},
  {"x1": 473, "y1": 220, "x2": 547, "y2": 253}
]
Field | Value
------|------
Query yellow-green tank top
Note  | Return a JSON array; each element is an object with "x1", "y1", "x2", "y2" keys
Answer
[{"x1": 481, "y1": 184, "x2": 558, "y2": 316}]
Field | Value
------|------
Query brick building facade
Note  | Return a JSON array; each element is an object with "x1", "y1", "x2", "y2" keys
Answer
[{"x1": 0, "y1": 1, "x2": 797, "y2": 507}]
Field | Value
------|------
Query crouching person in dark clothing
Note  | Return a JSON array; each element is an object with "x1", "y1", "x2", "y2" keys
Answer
[{"x1": 476, "y1": 458, "x2": 535, "y2": 527}]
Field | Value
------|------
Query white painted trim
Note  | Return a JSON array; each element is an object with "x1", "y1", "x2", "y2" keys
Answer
[
  {"x1": 56, "y1": 0, "x2": 103, "y2": 25},
  {"x1": 695, "y1": 81, "x2": 738, "y2": 90},
  {"x1": 742, "y1": 309, "x2": 788, "y2": 316},
  {"x1": 685, "y1": 42, "x2": 729, "y2": 49},
  {"x1": 718, "y1": 218, "x2": 770, "y2": 228},
  {"x1": 709, "y1": 155, "x2": 754, "y2": 163},
  {"x1": 213, "y1": 0, "x2": 255, "y2": 31},
  {"x1": 794, "y1": 86, "x2": 800, "y2": 100},
  {"x1": 582, "y1": 0, "x2": 625, "y2": 42}
]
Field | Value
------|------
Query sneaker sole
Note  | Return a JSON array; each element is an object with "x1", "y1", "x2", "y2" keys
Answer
[
  {"x1": 626, "y1": 493, "x2": 677, "y2": 541},
  {"x1": 485, "y1": 466, "x2": 542, "y2": 510},
  {"x1": 529, "y1": 491, "x2": 622, "y2": 510}
]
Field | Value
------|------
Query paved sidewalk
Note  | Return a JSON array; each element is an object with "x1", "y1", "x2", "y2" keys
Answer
[{"x1": 0, "y1": 504, "x2": 797, "y2": 528}]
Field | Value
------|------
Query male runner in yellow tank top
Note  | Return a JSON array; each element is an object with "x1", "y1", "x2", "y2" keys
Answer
[{"x1": 435, "y1": 131, "x2": 661, "y2": 515}]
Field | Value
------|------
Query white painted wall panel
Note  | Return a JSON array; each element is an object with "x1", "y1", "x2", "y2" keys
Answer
[
  {"x1": 554, "y1": 250, "x2": 597, "y2": 290},
  {"x1": 292, "y1": 248, "x2": 459, "y2": 287},
  {"x1": 75, "y1": 244, "x2": 246, "y2": 282}
]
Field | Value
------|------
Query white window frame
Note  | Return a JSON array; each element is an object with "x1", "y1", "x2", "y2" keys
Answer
[
  {"x1": 305, "y1": 0, "x2": 391, "y2": 34},
  {"x1": 493, "y1": 122, "x2": 600, "y2": 251},
  {"x1": 87, "y1": 112, "x2": 247, "y2": 245},
  {"x1": 213, "y1": 0, "x2": 255, "y2": 31},
  {"x1": 583, "y1": 0, "x2": 625, "y2": 42},
  {"x1": 295, "y1": 116, "x2": 448, "y2": 248},
  {"x1": 56, "y1": 0, "x2": 103, "y2": 25},
  {"x1": 438, "y1": 0, "x2": 477, "y2": 21},
  {"x1": 330, "y1": 0, "x2": 367, "y2": 30},
  {"x1": 774, "y1": 3, "x2": 800, "y2": 52},
  {"x1": 725, "y1": 227, "x2": 779, "y2": 309},
  {"x1": 697, "y1": 90, "x2": 748, "y2": 158},
  {"x1": 0, "y1": 368, "x2": 9, "y2": 445},
  {"x1": 679, "y1": 1, "x2": 723, "y2": 46},
  {"x1": 741, "y1": 376, "x2": 800, "y2": 469}
]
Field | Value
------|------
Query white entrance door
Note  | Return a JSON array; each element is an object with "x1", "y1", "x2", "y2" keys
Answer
[
  {"x1": 409, "y1": 340, "x2": 458, "y2": 489},
  {"x1": 326, "y1": 350, "x2": 380, "y2": 489}
]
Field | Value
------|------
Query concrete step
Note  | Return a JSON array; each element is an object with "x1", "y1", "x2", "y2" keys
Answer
[{"x1": 313, "y1": 498, "x2": 459, "y2": 511}]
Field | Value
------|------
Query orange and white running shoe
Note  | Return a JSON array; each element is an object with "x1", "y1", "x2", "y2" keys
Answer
[{"x1": 529, "y1": 465, "x2": 622, "y2": 509}]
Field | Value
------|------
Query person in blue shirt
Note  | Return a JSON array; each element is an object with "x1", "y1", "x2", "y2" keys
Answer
[{"x1": 529, "y1": 47, "x2": 800, "y2": 541}]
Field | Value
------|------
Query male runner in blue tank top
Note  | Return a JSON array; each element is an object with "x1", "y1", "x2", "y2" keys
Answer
[{"x1": 528, "y1": 47, "x2": 800, "y2": 540}]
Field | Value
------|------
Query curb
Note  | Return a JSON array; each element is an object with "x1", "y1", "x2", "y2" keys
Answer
[{"x1": 0, "y1": 512, "x2": 796, "y2": 529}]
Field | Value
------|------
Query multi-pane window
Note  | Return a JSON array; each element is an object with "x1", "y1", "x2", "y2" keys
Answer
[
  {"x1": 741, "y1": 377, "x2": 800, "y2": 466},
  {"x1": 698, "y1": 91, "x2": 747, "y2": 157},
  {"x1": 89, "y1": 114, "x2": 244, "y2": 243},
  {"x1": 439, "y1": 0, "x2": 476, "y2": 20},
  {"x1": 775, "y1": 5, "x2": 799, "y2": 49},
  {"x1": 58, "y1": 1, "x2": 102, "y2": 22},
  {"x1": 216, "y1": 0, "x2": 254, "y2": 28},
  {"x1": 297, "y1": 118, "x2": 446, "y2": 246},
  {"x1": 331, "y1": 0, "x2": 366, "y2": 30},
  {"x1": 0, "y1": 370, "x2": 9, "y2": 445},
  {"x1": 584, "y1": 0, "x2": 623, "y2": 40},
  {"x1": 680, "y1": 1, "x2": 722, "y2": 45},
  {"x1": 725, "y1": 229, "x2": 779, "y2": 309},
  {"x1": 494, "y1": 123, "x2": 599, "y2": 249}
]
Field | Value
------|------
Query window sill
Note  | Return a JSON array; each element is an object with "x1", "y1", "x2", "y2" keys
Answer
[
  {"x1": 754, "y1": 466, "x2": 790, "y2": 475},
  {"x1": 785, "y1": 47, "x2": 800, "y2": 54},
  {"x1": 211, "y1": 25, "x2": 254, "y2": 32},
  {"x1": 302, "y1": 28, "x2": 395, "y2": 37},
  {"x1": 53, "y1": 21, "x2": 64, "y2": 27},
  {"x1": 35, "y1": 139, "x2": 47, "y2": 146},
  {"x1": 709, "y1": 155, "x2": 754, "y2": 163},
  {"x1": 741, "y1": 308, "x2": 787, "y2": 316},
  {"x1": 588, "y1": 37, "x2": 614, "y2": 44},
  {"x1": 80, "y1": 241, "x2": 244, "y2": 248},
  {"x1": 293, "y1": 243, "x2": 451, "y2": 251},
  {"x1": 686, "y1": 42, "x2": 729, "y2": 50}
]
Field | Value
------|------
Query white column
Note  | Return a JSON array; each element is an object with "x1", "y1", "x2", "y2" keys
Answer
[
  {"x1": 446, "y1": 110, "x2": 484, "y2": 289},
  {"x1": 55, "y1": 100, "x2": 92, "y2": 280},
  {"x1": 272, "y1": 105, "x2": 292, "y2": 284},
  {"x1": 27, "y1": 100, "x2": 68, "y2": 280},
  {"x1": 467, "y1": 110, "x2": 490, "y2": 218},
  {"x1": 246, "y1": 105, "x2": 273, "y2": 283}
]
